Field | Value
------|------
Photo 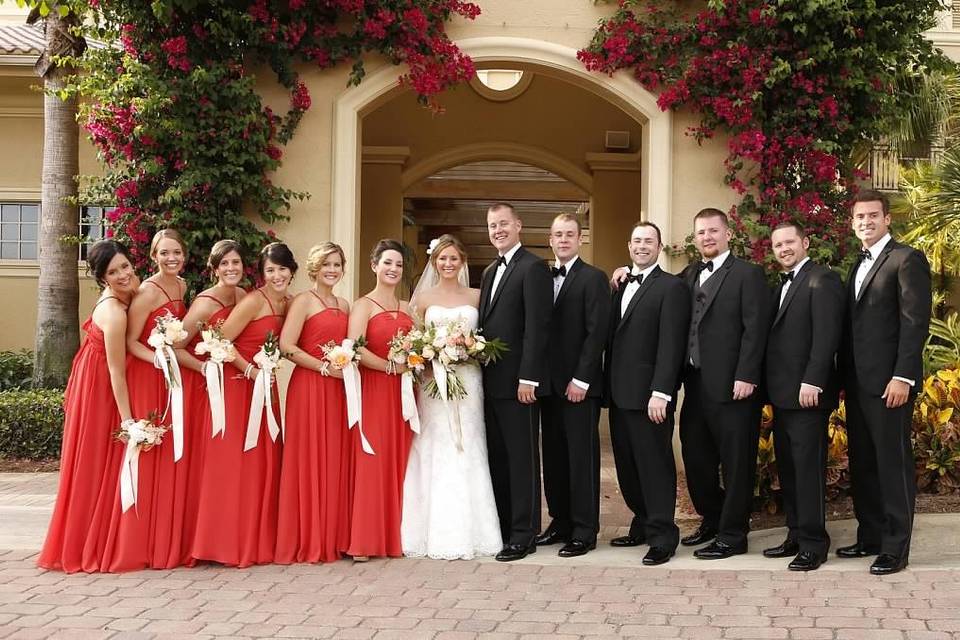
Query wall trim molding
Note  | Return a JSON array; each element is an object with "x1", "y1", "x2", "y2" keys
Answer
[
  {"x1": 0, "y1": 106, "x2": 41, "y2": 118},
  {"x1": 0, "y1": 188, "x2": 40, "y2": 200}
]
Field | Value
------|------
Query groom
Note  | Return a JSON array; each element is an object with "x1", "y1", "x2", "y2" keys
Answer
[{"x1": 479, "y1": 202, "x2": 553, "y2": 562}]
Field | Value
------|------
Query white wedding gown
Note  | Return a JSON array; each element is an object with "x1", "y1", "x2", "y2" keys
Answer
[{"x1": 401, "y1": 305, "x2": 503, "y2": 559}]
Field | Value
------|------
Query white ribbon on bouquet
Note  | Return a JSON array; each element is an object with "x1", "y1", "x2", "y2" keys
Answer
[
  {"x1": 401, "y1": 370, "x2": 421, "y2": 434},
  {"x1": 153, "y1": 344, "x2": 184, "y2": 462},
  {"x1": 204, "y1": 360, "x2": 227, "y2": 438},
  {"x1": 342, "y1": 356, "x2": 375, "y2": 455},
  {"x1": 431, "y1": 359, "x2": 463, "y2": 452},
  {"x1": 244, "y1": 358, "x2": 282, "y2": 451}
]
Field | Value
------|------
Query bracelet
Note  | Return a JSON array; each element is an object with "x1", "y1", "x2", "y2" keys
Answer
[{"x1": 244, "y1": 363, "x2": 255, "y2": 379}]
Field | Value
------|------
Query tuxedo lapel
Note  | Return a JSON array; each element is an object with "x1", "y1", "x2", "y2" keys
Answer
[
  {"x1": 485, "y1": 248, "x2": 522, "y2": 319},
  {"x1": 855, "y1": 242, "x2": 894, "y2": 304},
  {"x1": 617, "y1": 266, "x2": 660, "y2": 331},
  {"x1": 553, "y1": 258, "x2": 582, "y2": 307},
  {"x1": 773, "y1": 261, "x2": 811, "y2": 326},
  {"x1": 698, "y1": 257, "x2": 734, "y2": 319},
  {"x1": 479, "y1": 262, "x2": 495, "y2": 320}
]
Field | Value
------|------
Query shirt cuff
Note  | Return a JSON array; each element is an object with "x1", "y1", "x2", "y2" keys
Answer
[
  {"x1": 651, "y1": 391, "x2": 672, "y2": 402},
  {"x1": 892, "y1": 376, "x2": 915, "y2": 387},
  {"x1": 571, "y1": 378, "x2": 589, "y2": 391},
  {"x1": 519, "y1": 379, "x2": 539, "y2": 388},
  {"x1": 801, "y1": 382, "x2": 823, "y2": 393}
]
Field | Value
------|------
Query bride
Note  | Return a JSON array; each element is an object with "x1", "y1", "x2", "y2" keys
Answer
[{"x1": 401, "y1": 234, "x2": 503, "y2": 560}]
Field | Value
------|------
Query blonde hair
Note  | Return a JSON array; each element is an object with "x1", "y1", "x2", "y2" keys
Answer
[
  {"x1": 149, "y1": 228, "x2": 186, "y2": 259},
  {"x1": 305, "y1": 242, "x2": 347, "y2": 281},
  {"x1": 429, "y1": 234, "x2": 467, "y2": 269},
  {"x1": 551, "y1": 212, "x2": 582, "y2": 233}
]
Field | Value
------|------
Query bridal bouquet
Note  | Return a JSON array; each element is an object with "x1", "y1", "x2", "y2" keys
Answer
[
  {"x1": 194, "y1": 321, "x2": 236, "y2": 438},
  {"x1": 116, "y1": 414, "x2": 167, "y2": 512},
  {"x1": 244, "y1": 331, "x2": 283, "y2": 451},
  {"x1": 319, "y1": 335, "x2": 366, "y2": 376},
  {"x1": 146, "y1": 311, "x2": 187, "y2": 461}
]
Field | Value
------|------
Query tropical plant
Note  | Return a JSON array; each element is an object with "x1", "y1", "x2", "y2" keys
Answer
[
  {"x1": 913, "y1": 367, "x2": 960, "y2": 494},
  {"x1": 926, "y1": 311, "x2": 960, "y2": 374}
]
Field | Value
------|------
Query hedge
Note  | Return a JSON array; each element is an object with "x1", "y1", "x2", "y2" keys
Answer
[{"x1": 0, "y1": 389, "x2": 64, "y2": 460}]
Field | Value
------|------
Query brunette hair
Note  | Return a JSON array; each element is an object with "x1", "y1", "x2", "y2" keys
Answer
[
  {"x1": 429, "y1": 234, "x2": 467, "y2": 269},
  {"x1": 852, "y1": 189, "x2": 890, "y2": 216},
  {"x1": 630, "y1": 221, "x2": 663, "y2": 245},
  {"x1": 305, "y1": 242, "x2": 347, "y2": 281},
  {"x1": 149, "y1": 228, "x2": 186, "y2": 258},
  {"x1": 771, "y1": 220, "x2": 807, "y2": 238},
  {"x1": 551, "y1": 212, "x2": 582, "y2": 233},
  {"x1": 693, "y1": 208, "x2": 729, "y2": 227},
  {"x1": 487, "y1": 202, "x2": 519, "y2": 220},
  {"x1": 206, "y1": 239, "x2": 243, "y2": 274},
  {"x1": 87, "y1": 239, "x2": 134, "y2": 287},
  {"x1": 258, "y1": 242, "x2": 298, "y2": 277},
  {"x1": 370, "y1": 238, "x2": 405, "y2": 265}
]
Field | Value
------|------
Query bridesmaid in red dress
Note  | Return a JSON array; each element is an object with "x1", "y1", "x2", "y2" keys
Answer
[
  {"x1": 173, "y1": 240, "x2": 247, "y2": 552},
  {"x1": 347, "y1": 239, "x2": 415, "y2": 560},
  {"x1": 276, "y1": 242, "x2": 353, "y2": 563},
  {"x1": 191, "y1": 242, "x2": 294, "y2": 567},
  {"x1": 103, "y1": 229, "x2": 192, "y2": 571},
  {"x1": 38, "y1": 240, "x2": 139, "y2": 573}
]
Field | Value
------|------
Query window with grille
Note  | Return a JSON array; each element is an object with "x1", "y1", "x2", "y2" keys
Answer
[
  {"x1": 953, "y1": 0, "x2": 960, "y2": 29},
  {"x1": 0, "y1": 203, "x2": 113, "y2": 262}
]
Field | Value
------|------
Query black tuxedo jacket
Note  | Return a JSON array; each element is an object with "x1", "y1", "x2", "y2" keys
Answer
[
  {"x1": 679, "y1": 255, "x2": 771, "y2": 403},
  {"x1": 547, "y1": 258, "x2": 611, "y2": 398},
  {"x1": 765, "y1": 260, "x2": 844, "y2": 410},
  {"x1": 840, "y1": 239, "x2": 931, "y2": 395},
  {"x1": 604, "y1": 266, "x2": 691, "y2": 411},
  {"x1": 479, "y1": 246, "x2": 553, "y2": 399}
]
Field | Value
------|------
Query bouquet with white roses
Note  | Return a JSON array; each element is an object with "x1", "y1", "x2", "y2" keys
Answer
[
  {"x1": 116, "y1": 414, "x2": 167, "y2": 512},
  {"x1": 194, "y1": 320, "x2": 236, "y2": 438},
  {"x1": 244, "y1": 331, "x2": 283, "y2": 451},
  {"x1": 146, "y1": 310, "x2": 187, "y2": 461},
  {"x1": 319, "y1": 335, "x2": 366, "y2": 376}
]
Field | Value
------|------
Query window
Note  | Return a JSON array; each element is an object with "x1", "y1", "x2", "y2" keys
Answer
[
  {"x1": 0, "y1": 203, "x2": 39, "y2": 260},
  {"x1": 0, "y1": 202, "x2": 113, "y2": 261}
]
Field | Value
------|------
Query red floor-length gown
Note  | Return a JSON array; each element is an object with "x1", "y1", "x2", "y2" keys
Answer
[
  {"x1": 102, "y1": 281, "x2": 192, "y2": 571},
  {"x1": 37, "y1": 299, "x2": 129, "y2": 573},
  {"x1": 276, "y1": 303, "x2": 354, "y2": 563},
  {"x1": 191, "y1": 291, "x2": 283, "y2": 567},
  {"x1": 180, "y1": 295, "x2": 234, "y2": 558},
  {"x1": 347, "y1": 301, "x2": 414, "y2": 558}
]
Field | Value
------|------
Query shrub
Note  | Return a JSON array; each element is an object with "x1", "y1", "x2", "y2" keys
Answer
[
  {"x1": 0, "y1": 389, "x2": 64, "y2": 460},
  {"x1": 0, "y1": 350, "x2": 33, "y2": 392},
  {"x1": 913, "y1": 367, "x2": 960, "y2": 494}
]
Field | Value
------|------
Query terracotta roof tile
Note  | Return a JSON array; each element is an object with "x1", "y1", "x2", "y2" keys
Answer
[{"x1": 0, "y1": 24, "x2": 44, "y2": 56}]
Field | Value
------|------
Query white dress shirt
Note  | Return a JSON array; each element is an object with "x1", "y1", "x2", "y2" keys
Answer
[
  {"x1": 619, "y1": 263, "x2": 672, "y2": 403},
  {"x1": 490, "y1": 243, "x2": 538, "y2": 388},
  {"x1": 553, "y1": 255, "x2": 578, "y2": 303},
  {"x1": 779, "y1": 256, "x2": 810, "y2": 308},
  {"x1": 853, "y1": 233, "x2": 914, "y2": 387},
  {"x1": 699, "y1": 249, "x2": 731, "y2": 286}
]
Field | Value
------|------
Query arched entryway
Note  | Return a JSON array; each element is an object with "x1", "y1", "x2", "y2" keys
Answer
[{"x1": 331, "y1": 36, "x2": 672, "y2": 295}]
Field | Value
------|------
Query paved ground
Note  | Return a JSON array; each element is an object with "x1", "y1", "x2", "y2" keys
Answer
[{"x1": 3, "y1": 446, "x2": 960, "y2": 638}]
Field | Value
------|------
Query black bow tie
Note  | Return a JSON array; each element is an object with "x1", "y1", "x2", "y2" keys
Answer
[
  {"x1": 496, "y1": 256, "x2": 507, "y2": 267},
  {"x1": 859, "y1": 248, "x2": 872, "y2": 262},
  {"x1": 779, "y1": 271, "x2": 794, "y2": 285},
  {"x1": 551, "y1": 265, "x2": 567, "y2": 278},
  {"x1": 626, "y1": 273, "x2": 644, "y2": 285},
  {"x1": 698, "y1": 260, "x2": 714, "y2": 274}
]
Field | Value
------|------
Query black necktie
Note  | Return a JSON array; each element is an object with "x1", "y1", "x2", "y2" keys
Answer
[
  {"x1": 626, "y1": 273, "x2": 643, "y2": 285},
  {"x1": 858, "y1": 249, "x2": 872, "y2": 262},
  {"x1": 698, "y1": 260, "x2": 714, "y2": 274},
  {"x1": 496, "y1": 256, "x2": 507, "y2": 267},
  {"x1": 551, "y1": 265, "x2": 566, "y2": 278},
  {"x1": 779, "y1": 271, "x2": 794, "y2": 285}
]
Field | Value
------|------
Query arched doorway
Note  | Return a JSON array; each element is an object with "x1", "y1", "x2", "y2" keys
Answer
[{"x1": 332, "y1": 36, "x2": 672, "y2": 295}]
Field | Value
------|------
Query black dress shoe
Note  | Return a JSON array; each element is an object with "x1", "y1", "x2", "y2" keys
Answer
[
  {"x1": 558, "y1": 540, "x2": 596, "y2": 558},
  {"x1": 693, "y1": 540, "x2": 747, "y2": 560},
  {"x1": 763, "y1": 539, "x2": 800, "y2": 558},
  {"x1": 681, "y1": 524, "x2": 718, "y2": 547},
  {"x1": 610, "y1": 534, "x2": 646, "y2": 547},
  {"x1": 836, "y1": 542, "x2": 881, "y2": 558},
  {"x1": 495, "y1": 543, "x2": 536, "y2": 562},
  {"x1": 870, "y1": 554, "x2": 908, "y2": 575},
  {"x1": 642, "y1": 546, "x2": 675, "y2": 566},
  {"x1": 788, "y1": 551, "x2": 825, "y2": 572},
  {"x1": 534, "y1": 529, "x2": 570, "y2": 546}
]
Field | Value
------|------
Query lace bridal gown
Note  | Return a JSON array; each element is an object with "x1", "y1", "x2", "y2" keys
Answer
[{"x1": 401, "y1": 304, "x2": 503, "y2": 559}]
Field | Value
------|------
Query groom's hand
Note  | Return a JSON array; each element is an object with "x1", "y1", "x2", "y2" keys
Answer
[
  {"x1": 565, "y1": 381, "x2": 587, "y2": 403},
  {"x1": 518, "y1": 383, "x2": 537, "y2": 404}
]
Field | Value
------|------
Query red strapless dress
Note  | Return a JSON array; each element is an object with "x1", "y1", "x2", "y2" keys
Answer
[
  {"x1": 102, "y1": 297, "x2": 194, "y2": 571},
  {"x1": 276, "y1": 309, "x2": 353, "y2": 563},
  {"x1": 190, "y1": 314, "x2": 283, "y2": 567},
  {"x1": 347, "y1": 310, "x2": 414, "y2": 558},
  {"x1": 37, "y1": 316, "x2": 127, "y2": 573}
]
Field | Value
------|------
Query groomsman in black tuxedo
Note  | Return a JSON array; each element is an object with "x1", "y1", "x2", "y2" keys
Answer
[
  {"x1": 535, "y1": 213, "x2": 610, "y2": 558},
  {"x1": 837, "y1": 190, "x2": 931, "y2": 575},
  {"x1": 679, "y1": 208, "x2": 771, "y2": 559},
  {"x1": 606, "y1": 221, "x2": 690, "y2": 566},
  {"x1": 479, "y1": 202, "x2": 553, "y2": 562},
  {"x1": 763, "y1": 221, "x2": 844, "y2": 571}
]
